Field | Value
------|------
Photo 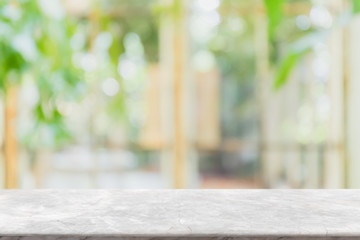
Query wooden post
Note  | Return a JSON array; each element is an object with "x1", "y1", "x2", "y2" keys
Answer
[
  {"x1": 158, "y1": 0, "x2": 192, "y2": 189},
  {"x1": 159, "y1": 0, "x2": 175, "y2": 188},
  {"x1": 4, "y1": 84, "x2": 18, "y2": 189},
  {"x1": 342, "y1": 4, "x2": 349, "y2": 189},
  {"x1": 173, "y1": 0, "x2": 186, "y2": 189},
  {"x1": 323, "y1": 0, "x2": 346, "y2": 188},
  {"x1": 255, "y1": 6, "x2": 282, "y2": 188},
  {"x1": 346, "y1": 5, "x2": 360, "y2": 188}
]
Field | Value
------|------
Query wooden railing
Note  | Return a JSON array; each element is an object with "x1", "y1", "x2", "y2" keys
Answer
[{"x1": 0, "y1": 190, "x2": 359, "y2": 239}]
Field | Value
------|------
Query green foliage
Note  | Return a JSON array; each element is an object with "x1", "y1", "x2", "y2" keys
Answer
[
  {"x1": 274, "y1": 31, "x2": 328, "y2": 89},
  {"x1": 353, "y1": 0, "x2": 360, "y2": 14},
  {"x1": 152, "y1": 0, "x2": 182, "y2": 20},
  {"x1": 273, "y1": 52, "x2": 302, "y2": 90},
  {"x1": 0, "y1": 1, "x2": 85, "y2": 149},
  {"x1": 266, "y1": 0, "x2": 341, "y2": 90},
  {"x1": 269, "y1": 0, "x2": 360, "y2": 90},
  {"x1": 264, "y1": 0, "x2": 284, "y2": 40},
  {"x1": 173, "y1": 0, "x2": 184, "y2": 20},
  {"x1": 0, "y1": 42, "x2": 26, "y2": 88}
]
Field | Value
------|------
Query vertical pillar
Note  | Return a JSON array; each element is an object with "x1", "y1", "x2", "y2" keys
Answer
[
  {"x1": 346, "y1": 12, "x2": 360, "y2": 188},
  {"x1": 159, "y1": 0, "x2": 175, "y2": 188},
  {"x1": 159, "y1": 0, "x2": 194, "y2": 189},
  {"x1": 255, "y1": 6, "x2": 284, "y2": 188},
  {"x1": 324, "y1": 0, "x2": 346, "y2": 188},
  {"x1": 173, "y1": 0, "x2": 186, "y2": 189},
  {"x1": 4, "y1": 84, "x2": 18, "y2": 189},
  {"x1": 254, "y1": 6, "x2": 269, "y2": 187}
]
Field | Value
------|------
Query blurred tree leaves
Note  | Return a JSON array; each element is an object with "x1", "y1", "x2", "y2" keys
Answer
[
  {"x1": 263, "y1": 0, "x2": 309, "y2": 90},
  {"x1": 274, "y1": 31, "x2": 328, "y2": 89},
  {"x1": 0, "y1": 42, "x2": 26, "y2": 88},
  {"x1": 0, "y1": 0, "x2": 85, "y2": 150},
  {"x1": 353, "y1": 0, "x2": 360, "y2": 14},
  {"x1": 264, "y1": 0, "x2": 284, "y2": 40},
  {"x1": 268, "y1": 0, "x2": 360, "y2": 90},
  {"x1": 273, "y1": 52, "x2": 300, "y2": 90}
]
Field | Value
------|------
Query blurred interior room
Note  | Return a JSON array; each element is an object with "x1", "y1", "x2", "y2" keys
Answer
[{"x1": 0, "y1": 0, "x2": 359, "y2": 189}]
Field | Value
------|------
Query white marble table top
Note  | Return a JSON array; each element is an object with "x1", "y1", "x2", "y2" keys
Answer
[{"x1": 0, "y1": 190, "x2": 359, "y2": 239}]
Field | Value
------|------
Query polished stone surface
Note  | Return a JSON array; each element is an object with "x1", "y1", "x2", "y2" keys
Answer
[{"x1": 0, "y1": 190, "x2": 360, "y2": 239}]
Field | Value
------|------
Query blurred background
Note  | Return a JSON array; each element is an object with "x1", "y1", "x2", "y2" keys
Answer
[{"x1": 0, "y1": 0, "x2": 359, "y2": 189}]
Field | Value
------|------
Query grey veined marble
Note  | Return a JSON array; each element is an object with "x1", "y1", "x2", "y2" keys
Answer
[{"x1": 0, "y1": 190, "x2": 360, "y2": 239}]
